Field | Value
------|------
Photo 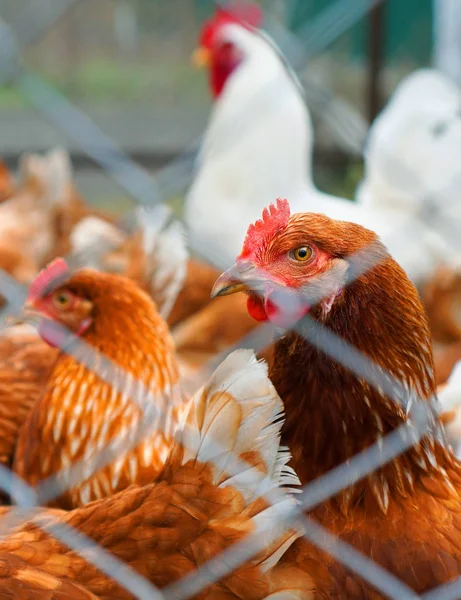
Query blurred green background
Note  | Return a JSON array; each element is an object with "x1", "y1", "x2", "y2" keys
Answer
[{"x1": 0, "y1": 0, "x2": 438, "y2": 210}]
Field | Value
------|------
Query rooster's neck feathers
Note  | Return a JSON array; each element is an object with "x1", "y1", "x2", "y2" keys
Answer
[{"x1": 273, "y1": 255, "x2": 458, "y2": 514}]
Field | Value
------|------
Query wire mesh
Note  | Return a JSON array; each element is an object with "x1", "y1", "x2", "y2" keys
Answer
[{"x1": 0, "y1": 0, "x2": 459, "y2": 599}]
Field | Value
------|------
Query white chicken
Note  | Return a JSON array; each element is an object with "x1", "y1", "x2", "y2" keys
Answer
[
  {"x1": 185, "y1": 3, "x2": 461, "y2": 286},
  {"x1": 356, "y1": 69, "x2": 461, "y2": 282},
  {"x1": 185, "y1": 2, "x2": 354, "y2": 269},
  {"x1": 357, "y1": 69, "x2": 461, "y2": 206},
  {"x1": 358, "y1": 68, "x2": 461, "y2": 216}
]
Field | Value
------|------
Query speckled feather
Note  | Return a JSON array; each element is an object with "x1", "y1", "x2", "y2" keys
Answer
[
  {"x1": 0, "y1": 351, "x2": 314, "y2": 599},
  {"x1": 0, "y1": 552, "x2": 99, "y2": 599},
  {"x1": 0, "y1": 333, "x2": 58, "y2": 484}
]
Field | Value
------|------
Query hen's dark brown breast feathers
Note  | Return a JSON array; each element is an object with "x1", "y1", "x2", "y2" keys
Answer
[{"x1": 272, "y1": 250, "x2": 461, "y2": 595}]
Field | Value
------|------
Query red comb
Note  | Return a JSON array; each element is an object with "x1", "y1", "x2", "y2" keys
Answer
[
  {"x1": 199, "y1": 2, "x2": 263, "y2": 47},
  {"x1": 28, "y1": 258, "x2": 71, "y2": 302},
  {"x1": 240, "y1": 198, "x2": 291, "y2": 258}
]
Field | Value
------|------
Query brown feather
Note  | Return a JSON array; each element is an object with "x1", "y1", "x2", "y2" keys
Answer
[
  {"x1": 0, "y1": 332, "x2": 57, "y2": 495},
  {"x1": 422, "y1": 264, "x2": 461, "y2": 385},
  {"x1": 2, "y1": 351, "x2": 315, "y2": 599}
]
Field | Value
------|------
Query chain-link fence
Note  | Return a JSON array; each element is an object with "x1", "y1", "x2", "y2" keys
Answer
[{"x1": 0, "y1": 0, "x2": 460, "y2": 598}]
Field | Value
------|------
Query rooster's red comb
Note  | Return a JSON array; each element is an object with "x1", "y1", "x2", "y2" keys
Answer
[
  {"x1": 199, "y1": 2, "x2": 263, "y2": 47},
  {"x1": 240, "y1": 198, "x2": 291, "y2": 258},
  {"x1": 27, "y1": 258, "x2": 71, "y2": 302}
]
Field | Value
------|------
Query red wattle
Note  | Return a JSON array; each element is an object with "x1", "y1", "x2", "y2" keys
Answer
[
  {"x1": 247, "y1": 295, "x2": 269, "y2": 322},
  {"x1": 210, "y1": 44, "x2": 242, "y2": 97}
]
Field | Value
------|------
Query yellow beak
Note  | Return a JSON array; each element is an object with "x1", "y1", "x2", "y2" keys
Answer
[
  {"x1": 211, "y1": 263, "x2": 265, "y2": 298},
  {"x1": 192, "y1": 46, "x2": 211, "y2": 68}
]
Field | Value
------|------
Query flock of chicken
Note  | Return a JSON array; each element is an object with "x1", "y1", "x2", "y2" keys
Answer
[{"x1": 0, "y1": 2, "x2": 461, "y2": 598}]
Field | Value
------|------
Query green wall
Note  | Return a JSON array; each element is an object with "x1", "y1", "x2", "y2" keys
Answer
[
  {"x1": 196, "y1": 0, "x2": 434, "y2": 65},
  {"x1": 288, "y1": 0, "x2": 433, "y2": 64}
]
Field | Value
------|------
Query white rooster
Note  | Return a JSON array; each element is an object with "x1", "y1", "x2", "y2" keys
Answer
[
  {"x1": 185, "y1": 2, "x2": 362, "y2": 269},
  {"x1": 185, "y1": 3, "x2": 461, "y2": 287}
]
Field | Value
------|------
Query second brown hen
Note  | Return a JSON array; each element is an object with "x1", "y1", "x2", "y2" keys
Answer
[
  {"x1": 213, "y1": 199, "x2": 461, "y2": 597},
  {"x1": 1, "y1": 351, "x2": 313, "y2": 599}
]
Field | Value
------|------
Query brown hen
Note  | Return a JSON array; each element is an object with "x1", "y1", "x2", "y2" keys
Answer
[
  {"x1": 0, "y1": 152, "x2": 60, "y2": 272},
  {"x1": 213, "y1": 198, "x2": 461, "y2": 597},
  {"x1": 14, "y1": 258, "x2": 185, "y2": 509},
  {"x1": 0, "y1": 552, "x2": 99, "y2": 599},
  {"x1": 47, "y1": 160, "x2": 117, "y2": 262},
  {"x1": 0, "y1": 160, "x2": 16, "y2": 203},
  {"x1": 2, "y1": 351, "x2": 313, "y2": 599}
]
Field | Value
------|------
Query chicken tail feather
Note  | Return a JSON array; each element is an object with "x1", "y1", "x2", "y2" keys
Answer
[
  {"x1": 179, "y1": 349, "x2": 300, "y2": 502},
  {"x1": 136, "y1": 205, "x2": 188, "y2": 320}
]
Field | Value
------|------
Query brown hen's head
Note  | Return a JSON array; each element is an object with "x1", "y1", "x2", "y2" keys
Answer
[
  {"x1": 212, "y1": 198, "x2": 387, "y2": 328},
  {"x1": 212, "y1": 198, "x2": 435, "y2": 401},
  {"x1": 23, "y1": 257, "x2": 161, "y2": 350},
  {"x1": 212, "y1": 200, "x2": 444, "y2": 500},
  {"x1": 24, "y1": 258, "x2": 90, "y2": 346}
]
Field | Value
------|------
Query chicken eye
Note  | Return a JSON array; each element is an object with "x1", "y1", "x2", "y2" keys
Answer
[
  {"x1": 52, "y1": 291, "x2": 72, "y2": 309},
  {"x1": 290, "y1": 246, "x2": 312, "y2": 262}
]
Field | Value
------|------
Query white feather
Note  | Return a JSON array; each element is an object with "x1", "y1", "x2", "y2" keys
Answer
[
  {"x1": 135, "y1": 204, "x2": 188, "y2": 320},
  {"x1": 45, "y1": 148, "x2": 73, "y2": 206},
  {"x1": 70, "y1": 216, "x2": 126, "y2": 269},
  {"x1": 178, "y1": 350, "x2": 300, "y2": 503},
  {"x1": 219, "y1": 497, "x2": 300, "y2": 573}
]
